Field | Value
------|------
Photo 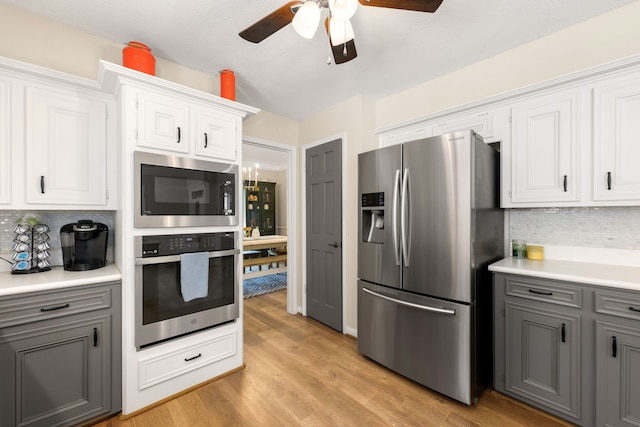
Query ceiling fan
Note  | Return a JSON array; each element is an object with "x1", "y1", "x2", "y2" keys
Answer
[{"x1": 239, "y1": 0, "x2": 443, "y2": 65}]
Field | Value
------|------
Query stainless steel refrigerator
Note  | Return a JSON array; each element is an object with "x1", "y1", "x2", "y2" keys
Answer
[{"x1": 357, "y1": 130, "x2": 503, "y2": 405}]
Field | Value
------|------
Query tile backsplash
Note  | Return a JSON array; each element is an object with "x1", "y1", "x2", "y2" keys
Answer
[
  {"x1": 509, "y1": 206, "x2": 640, "y2": 250},
  {"x1": 0, "y1": 211, "x2": 115, "y2": 268}
]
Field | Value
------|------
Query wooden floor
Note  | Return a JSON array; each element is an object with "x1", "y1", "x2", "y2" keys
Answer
[{"x1": 95, "y1": 290, "x2": 573, "y2": 427}]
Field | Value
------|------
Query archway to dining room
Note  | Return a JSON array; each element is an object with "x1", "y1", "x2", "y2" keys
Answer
[{"x1": 242, "y1": 137, "x2": 298, "y2": 315}]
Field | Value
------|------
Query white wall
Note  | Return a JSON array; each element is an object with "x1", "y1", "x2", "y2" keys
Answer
[
  {"x1": 298, "y1": 94, "x2": 377, "y2": 334},
  {"x1": 376, "y1": 1, "x2": 640, "y2": 128}
]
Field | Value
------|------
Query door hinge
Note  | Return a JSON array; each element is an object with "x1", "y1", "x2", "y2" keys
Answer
[
  {"x1": 135, "y1": 129, "x2": 138, "y2": 140},
  {"x1": 106, "y1": 189, "x2": 110, "y2": 200},
  {"x1": 502, "y1": 301, "x2": 505, "y2": 317}
]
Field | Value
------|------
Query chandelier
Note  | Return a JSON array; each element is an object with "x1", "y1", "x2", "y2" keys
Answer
[{"x1": 243, "y1": 164, "x2": 259, "y2": 191}]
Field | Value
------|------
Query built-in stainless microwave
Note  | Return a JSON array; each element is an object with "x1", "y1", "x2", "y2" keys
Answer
[{"x1": 134, "y1": 151, "x2": 238, "y2": 228}]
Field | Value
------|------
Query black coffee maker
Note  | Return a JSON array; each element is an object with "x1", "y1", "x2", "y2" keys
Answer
[{"x1": 60, "y1": 220, "x2": 109, "y2": 271}]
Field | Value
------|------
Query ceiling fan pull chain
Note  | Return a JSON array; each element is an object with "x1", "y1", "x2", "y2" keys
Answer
[{"x1": 342, "y1": 23, "x2": 348, "y2": 56}]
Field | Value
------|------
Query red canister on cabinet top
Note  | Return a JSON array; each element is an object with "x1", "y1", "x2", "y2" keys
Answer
[
  {"x1": 123, "y1": 42, "x2": 156, "y2": 76},
  {"x1": 220, "y1": 69, "x2": 235, "y2": 101}
]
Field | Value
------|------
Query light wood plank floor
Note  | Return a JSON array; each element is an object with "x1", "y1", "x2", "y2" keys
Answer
[{"x1": 95, "y1": 290, "x2": 574, "y2": 427}]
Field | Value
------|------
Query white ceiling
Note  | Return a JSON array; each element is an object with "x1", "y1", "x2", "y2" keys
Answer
[{"x1": 1, "y1": 0, "x2": 636, "y2": 121}]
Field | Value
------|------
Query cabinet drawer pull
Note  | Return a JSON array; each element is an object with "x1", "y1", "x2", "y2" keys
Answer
[
  {"x1": 607, "y1": 171, "x2": 612, "y2": 190},
  {"x1": 204, "y1": 132, "x2": 208, "y2": 148},
  {"x1": 40, "y1": 303, "x2": 70, "y2": 312},
  {"x1": 93, "y1": 328, "x2": 98, "y2": 347},
  {"x1": 629, "y1": 306, "x2": 640, "y2": 313},
  {"x1": 561, "y1": 323, "x2": 566, "y2": 343},
  {"x1": 528, "y1": 289, "x2": 553, "y2": 296},
  {"x1": 177, "y1": 126, "x2": 181, "y2": 143},
  {"x1": 563, "y1": 175, "x2": 568, "y2": 192},
  {"x1": 612, "y1": 336, "x2": 617, "y2": 358},
  {"x1": 40, "y1": 175, "x2": 45, "y2": 194},
  {"x1": 184, "y1": 353, "x2": 202, "y2": 362}
]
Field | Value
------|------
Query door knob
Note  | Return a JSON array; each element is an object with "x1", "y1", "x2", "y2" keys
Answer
[{"x1": 328, "y1": 241, "x2": 340, "y2": 248}]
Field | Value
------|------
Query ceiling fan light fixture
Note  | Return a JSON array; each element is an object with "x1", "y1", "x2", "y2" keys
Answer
[
  {"x1": 328, "y1": 0, "x2": 357, "y2": 20},
  {"x1": 292, "y1": 0, "x2": 321, "y2": 39},
  {"x1": 328, "y1": 17, "x2": 354, "y2": 46}
]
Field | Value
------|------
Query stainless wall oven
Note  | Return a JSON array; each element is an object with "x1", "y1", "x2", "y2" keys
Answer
[
  {"x1": 134, "y1": 232, "x2": 239, "y2": 349},
  {"x1": 134, "y1": 151, "x2": 238, "y2": 228}
]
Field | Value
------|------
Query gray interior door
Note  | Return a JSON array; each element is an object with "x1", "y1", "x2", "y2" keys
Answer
[{"x1": 306, "y1": 139, "x2": 343, "y2": 332}]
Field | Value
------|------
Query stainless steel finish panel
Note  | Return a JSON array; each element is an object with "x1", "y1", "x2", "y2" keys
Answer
[
  {"x1": 134, "y1": 150, "x2": 239, "y2": 228},
  {"x1": 402, "y1": 131, "x2": 473, "y2": 302},
  {"x1": 357, "y1": 145, "x2": 402, "y2": 289},
  {"x1": 357, "y1": 281, "x2": 475, "y2": 405},
  {"x1": 134, "y1": 245, "x2": 239, "y2": 349}
]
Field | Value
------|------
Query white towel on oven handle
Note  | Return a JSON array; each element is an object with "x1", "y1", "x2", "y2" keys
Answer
[{"x1": 180, "y1": 252, "x2": 209, "y2": 302}]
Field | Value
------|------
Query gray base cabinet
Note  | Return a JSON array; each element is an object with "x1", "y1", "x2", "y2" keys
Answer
[
  {"x1": 504, "y1": 302, "x2": 581, "y2": 420},
  {"x1": 494, "y1": 273, "x2": 640, "y2": 427},
  {"x1": 0, "y1": 281, "x2": 121, "y2": 427},
  {"x1": 495, "y1": 275, "x2": 584, "y2": 423},
  {"x1": 495, "y1": 273, "x2": 640, "y2": 427},
  {"x1": 593, "y1": 285, "x2": 640, "y2": 427}
]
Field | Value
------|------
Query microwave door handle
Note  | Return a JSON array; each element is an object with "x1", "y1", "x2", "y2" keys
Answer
[
  {"x1": 135, "y1": 248, "x2": 240, "y2": 265},
  {"x1": 392, "y1": 169, "x2": 401, "y2": 266}
]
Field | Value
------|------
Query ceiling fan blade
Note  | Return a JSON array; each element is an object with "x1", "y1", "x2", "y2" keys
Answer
[
  {"x1": 239, "y1": 1, "x2": 301, "y2": 43},
  {"x1": 357, "y1": 0, "x2": 443, "y2": 13},
  {"x1": 325, "y1": 18, "x2": 357, "y2": 65}
]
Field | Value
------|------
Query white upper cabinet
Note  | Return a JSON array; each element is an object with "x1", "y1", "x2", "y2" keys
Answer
[
  {"x1": 137, "y1": 90, "x2": 189, "y2": 154},
  {"x1": 25, "y1": 86, "x2": 109, "y2": 206},
  {"x1": 0, "y1": 79, "x2": 10, "y2": 205},
  {"x1": 592, "y1": 71, "x2": 640, "y2": 202},
  {"x1": 509, "y1": 89, "x2": 587, "y2": 204},
  {"x1": 193, "y1": 106, "x2": 238, "y2": 161},
  {"x1": 433, "y1": 110, "x2": 497, "y2": 142},
  {"x1": 379, "y1": 122, "x2": 433, "y2": 147},
  {"x1": 134, "y1": 88, "x2": 238, "y2": 161}
]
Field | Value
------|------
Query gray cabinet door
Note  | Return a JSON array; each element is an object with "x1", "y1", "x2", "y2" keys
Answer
[
  {"x1": 596, "y1": 321, "x2": 640, "y2": 427},
  {"x1": 0, "y1": 314, "x2": 112, "y2": 427},
  {"x1": 505, "y1": 302, "x2": 581, "y2": 421}
]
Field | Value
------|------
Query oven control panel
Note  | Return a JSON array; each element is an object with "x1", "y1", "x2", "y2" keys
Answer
[{"x1": 138, "y1": 232, "x2": 235, "y2": 257}]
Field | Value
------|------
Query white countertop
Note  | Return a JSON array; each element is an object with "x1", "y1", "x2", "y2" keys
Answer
[
  {"x1": 0, "y1": 264, "x2": 122, "y2": 297},
  {"x1": 489, "y1": 257, "x2": 640, "y2": 292}
]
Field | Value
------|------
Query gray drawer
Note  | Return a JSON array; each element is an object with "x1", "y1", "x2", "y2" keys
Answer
[
  {"x1": 595, "y1": 288, "x2": 640, "y2": 321},
  {"x1": 505, "y1": 276, "x2": 582, "y2": 308},
  {"x1": 0, "y1": 284, "x2": 113, "y2": 328}
]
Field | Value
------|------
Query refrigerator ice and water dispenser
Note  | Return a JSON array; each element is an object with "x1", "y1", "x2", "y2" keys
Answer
[{"x1": 361, "y1": 192, "x2": 385, "y2": 244}]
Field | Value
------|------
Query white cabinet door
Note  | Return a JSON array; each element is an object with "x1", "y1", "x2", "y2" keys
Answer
[
  {"x1": 0, "y1": 79, "x2": 10, "y2": 205},
  {"x1": 137, "y1": 90, "x2": 189, "y2": 153},
  {"x1": 379, "y1": 123, "x2": 433, "y2": 147},
  {"x1": 510, "y1": 90, "x2": 584, "y2": 204},
  {"x1": 433, "y1": 111, "x2": 495, "y2": 141},
  {"x1": 593, "y1": 73, "x2": 640, "y2": 202},
  {"x1": 25, "y1": 87, "x2": 108, "y2": 205},
  {"x1": 193, "y1": 107, "x2": 237, "y2": 161}
]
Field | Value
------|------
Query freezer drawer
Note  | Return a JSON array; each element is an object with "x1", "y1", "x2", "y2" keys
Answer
[{"x1": 357, "y1": 280, "x2": 476, "y2": 404}]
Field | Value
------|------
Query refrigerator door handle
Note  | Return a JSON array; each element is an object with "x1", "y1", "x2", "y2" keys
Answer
[
  {"x1": 392, "y1": 169, "x2": 401, "y2": 266},
  {"x1": 362, "y1": 287, "x2": 456, "y2": 315},
  {"x1": 401, "y1": 167, "x2": 411, "y2": 267}
]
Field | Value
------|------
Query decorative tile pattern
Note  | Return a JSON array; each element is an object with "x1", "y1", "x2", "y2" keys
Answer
[
  {"x1": 0, "y1": 211, "x2": 115, "y2": 267},
  {"x1": 509, "y1": 207, "x2": 640, "y2": 249}
]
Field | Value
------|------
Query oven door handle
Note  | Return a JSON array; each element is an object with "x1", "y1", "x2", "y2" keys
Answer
[{"x1": 135, "y1": 249, "x2": 240, "y2": 266}]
